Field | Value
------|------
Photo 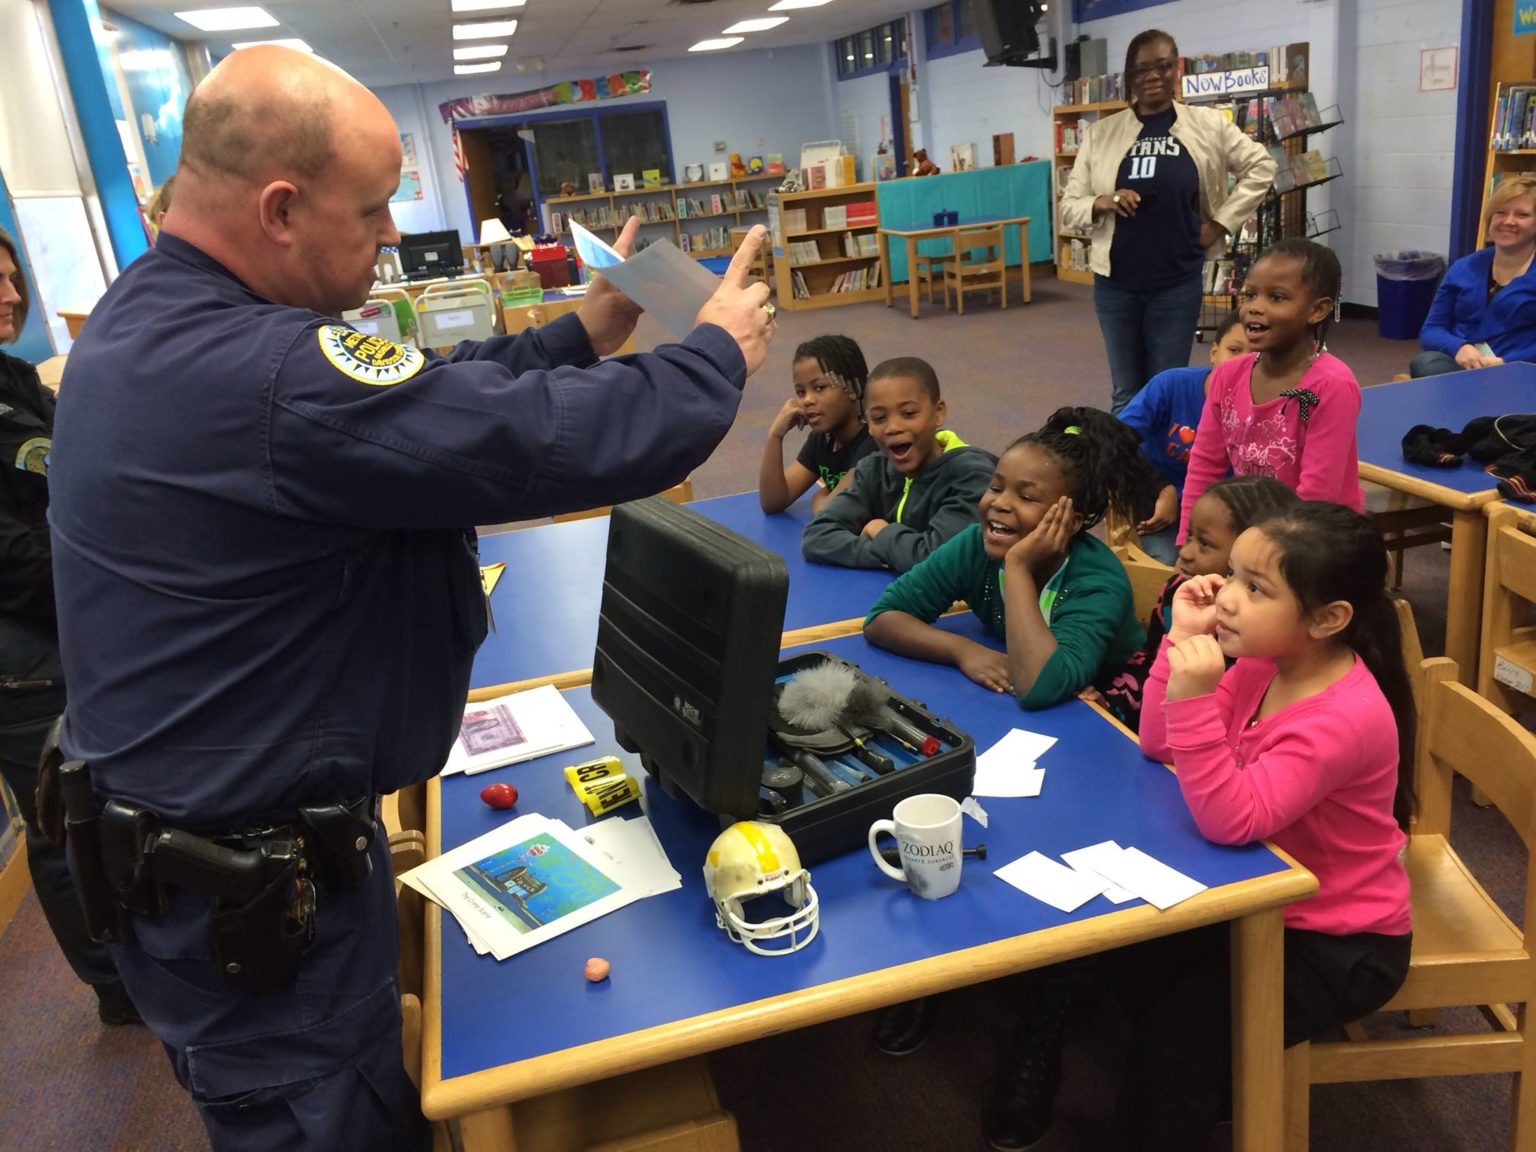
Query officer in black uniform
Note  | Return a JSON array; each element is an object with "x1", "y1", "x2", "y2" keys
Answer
[
  {"x1": 49, "y1": 46, "x2": 774, "y2": 1150},
  {"x1": 0, "y1": 229, "x2": 138, "y2": 1025}
]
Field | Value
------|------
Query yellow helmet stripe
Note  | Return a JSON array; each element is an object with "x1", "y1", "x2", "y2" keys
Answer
[{"x1": 733, "y1": 822, "x2": 781, "y2": 873}]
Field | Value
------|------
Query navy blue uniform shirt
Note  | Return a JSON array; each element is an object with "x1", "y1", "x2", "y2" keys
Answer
[
  {"x1": 1107, "y1": 106, "x2": 1204, "y2": 292},
  {"x1": 50, "y1": 234, "x2": 746, "y2": 829}
]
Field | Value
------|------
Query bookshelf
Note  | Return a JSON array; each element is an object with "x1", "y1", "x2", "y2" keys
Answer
[
  {"x1": 1051, "y1": 99, "x2": 1126, "y2": 285},
  {"x1": 544, "y1": 174, "x2": 780, "y2": 262},
  {"x1": 768, "y1": 182, "x2": 884, "y2": 311},
  {"x1": 1483, "y1": 82, "x2": 1536, "y2": 234}
]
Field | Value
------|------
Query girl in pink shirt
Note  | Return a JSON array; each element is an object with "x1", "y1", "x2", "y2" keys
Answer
[
  {"x1": 1178, "y1": 239, "x2": 1364, "y2": 541},
  {"x1": 1108, "y1": 501, "x2": 1413, "y2": 1151}
]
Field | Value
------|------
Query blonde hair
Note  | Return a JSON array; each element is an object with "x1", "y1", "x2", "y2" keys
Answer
[{"x1": 1483, "y1": 176, "x2": 1536, "y2": 244}]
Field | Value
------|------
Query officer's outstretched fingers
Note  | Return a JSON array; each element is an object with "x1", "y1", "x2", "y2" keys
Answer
[{"x1": 721, "y1": 225, "x2": 767, "y2": 288}]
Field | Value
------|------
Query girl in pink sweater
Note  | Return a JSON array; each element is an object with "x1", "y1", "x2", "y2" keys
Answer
[
  {"x1": 1107, "y1": 501, "x2": 1413, "y2": 1151},
  {"x1": 1178, "y1": 239, "x2": 1364, "y2": 541}
]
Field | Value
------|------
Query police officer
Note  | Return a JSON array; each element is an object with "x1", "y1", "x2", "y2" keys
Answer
[
  {"x1": 50, "y1": 46, "x2": 773, "y2": 1150},
  {"x1": 0, "y1": 229, "x2": 138, "y2": 1026}
]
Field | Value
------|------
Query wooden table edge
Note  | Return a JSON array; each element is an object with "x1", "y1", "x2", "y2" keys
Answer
[
  {"x1": 419, "y1": 865, "x2": 1314, "y2": 1118},
  {"x1": 1358, "y1": 463, "x2": 1501, "y2": 510}
]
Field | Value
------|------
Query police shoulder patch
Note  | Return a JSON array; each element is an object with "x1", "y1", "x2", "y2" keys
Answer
[
  {"x1": 14, "y1": 436, "x2": 49, "y2": 475},
  {"x1": 317, "y1": 324, "x2": 425, "y2": 387}
]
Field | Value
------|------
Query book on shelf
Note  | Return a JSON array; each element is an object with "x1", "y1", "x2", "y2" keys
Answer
[
  {"x1": 782, "y1": 207, "x2": 808, "y2": 232},
  {"x1": 841, "y1": 231, "x2": 880, "y2": 257},
  {"x1": 788, "y1": 240, "x2": 822, "y2": 266},
  {"x1": 642, "y1": 169, "x2": 662, "y2": 188},
  {"x1": 792, "y1": 269, "x2": 810, "y2": 299},
  {"x1": 1299, "y1": 150, "x2": 1330, "y2": 183},
  {"x1": 1066, "y1": 238, "x2": 1089, "y2": 272},
  {"x1": 845, "y1": 199, "x2": 877, "y2": 226},
  {"x1": 710, "y1": 193, "x2": 723, "y2": 215},
  {"x1": 824, "y1": 205, "x2": 848, "y2": 229},
  {"x1": 1492, "y1": 83, "x2": 1536, "y2": 150}
]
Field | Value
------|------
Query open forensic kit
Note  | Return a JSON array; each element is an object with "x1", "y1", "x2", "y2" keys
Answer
[{"x1": 590, "y1": 498, "x2": 975, "y2": 865}]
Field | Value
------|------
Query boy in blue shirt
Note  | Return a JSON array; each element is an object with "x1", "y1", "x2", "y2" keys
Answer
[{"x1": 1117, "y1": 310, "x2": 1248, "y2": 563}]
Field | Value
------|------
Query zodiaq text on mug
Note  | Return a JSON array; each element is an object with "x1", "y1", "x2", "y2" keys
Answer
[{"x1": 868, "y1": 793, "x2": 963, "y2": 900}]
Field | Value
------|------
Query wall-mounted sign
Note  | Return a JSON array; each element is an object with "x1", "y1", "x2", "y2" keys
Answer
[{"x1": 1180, "y1": 66, "x2": 1270, "y2": 100}]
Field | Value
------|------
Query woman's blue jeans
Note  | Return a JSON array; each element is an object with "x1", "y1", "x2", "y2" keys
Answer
[{"x1": 1094, "y1": 273, "x2": 1205, "y2": 414}]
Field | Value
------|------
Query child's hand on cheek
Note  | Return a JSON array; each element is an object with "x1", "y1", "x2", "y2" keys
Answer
[
  {"x1": 1168, "y1": 573, "x2": 1224, "y2": 642},
  {"x1": 1165, "y1": 634, "x2": 1227, "y2": 701},
  {"x1": 1006, "y1": 497, "x2": 1075, "y2": 574},
  {"x1": 769, "y1": 397, "x2": 807, "y2": 438},
  {"x1": 956, "y1": 640, "x2": 1012, "y2": 693}
]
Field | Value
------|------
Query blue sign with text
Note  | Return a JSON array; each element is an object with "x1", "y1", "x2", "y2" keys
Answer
[{"x1": 1518, "y1": 0, "x2": 1536, "y2": 37}]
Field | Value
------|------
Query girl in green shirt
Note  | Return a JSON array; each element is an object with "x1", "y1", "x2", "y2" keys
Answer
[{"x1": 864, "y1": 406, "x2": 1158, "y2": 709}]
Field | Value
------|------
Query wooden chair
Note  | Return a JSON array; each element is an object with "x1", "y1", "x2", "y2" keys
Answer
[
  {"x1": 1479, "y1": 502, "x2": 1536, "y2": 718},
  {"x1": 1104, "y1": 505, "x2": 1143, "y2": 552},
  {"x1": 551, "y1": 477, "x2": 695, "y2": 524},
  {"x1": 942, "y1": 224, "x2": 1007, "y2": 315},
  {"x1": 1283, "y1": 654, "x2": 1536, "y2": 1151},
  {"x1": 1363, "y1": 481, "x2": 1450, "y2": 588},
  {"x1": 1111, "y1": 542, "x2": 1173, "y2": 627},
  {"x1": 390, "y1": 831, "x2": 453, "y2": 1152},
  {"x1": 913, "y1": 236, "x2": 955, "y2": 306}
]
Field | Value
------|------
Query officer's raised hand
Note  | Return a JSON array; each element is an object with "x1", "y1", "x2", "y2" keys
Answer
[
  {"x1": 694, "y1": 225, "x2": 775, "y2": 376},
  {"x1": 576, "y1": 216, "x2": 645, "y2": 357}
]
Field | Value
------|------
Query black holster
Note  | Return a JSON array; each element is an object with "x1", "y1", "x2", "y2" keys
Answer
[{"x1": 58, "y1": 760, "x2": 127, "y2": 944}]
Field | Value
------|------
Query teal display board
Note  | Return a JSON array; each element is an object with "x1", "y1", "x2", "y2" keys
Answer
[{"x1": 875, "y1": 163, "x2": 1052, "y2": 284}]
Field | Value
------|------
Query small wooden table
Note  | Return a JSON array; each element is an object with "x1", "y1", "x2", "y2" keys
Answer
[{"x1": 878, "y1": 215, "x2": 1032, "y2": 318}]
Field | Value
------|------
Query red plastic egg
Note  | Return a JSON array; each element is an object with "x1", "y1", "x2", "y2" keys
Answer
[{"x1": 480, "y1": 782, "x2": 519, "y2": 809}]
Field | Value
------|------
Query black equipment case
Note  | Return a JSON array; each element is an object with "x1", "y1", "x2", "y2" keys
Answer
[{"x1": 590, "y1": 498, "x2": 975, "y2": 865}]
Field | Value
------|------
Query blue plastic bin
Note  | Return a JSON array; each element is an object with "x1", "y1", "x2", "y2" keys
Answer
[{"x1": 1374, "y1": 251, "x2": 1445, "y2": 341}]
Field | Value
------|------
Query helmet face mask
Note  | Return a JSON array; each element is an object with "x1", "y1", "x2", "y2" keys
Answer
[{"x1": 703, "y1": 822, "x2": 821, "y2": 956}]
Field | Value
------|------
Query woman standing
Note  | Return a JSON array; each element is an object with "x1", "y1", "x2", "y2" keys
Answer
[
  {"x1": 0, "y1": 228, "x2": 136, "y2": 1024},
  {"x1": 1413, "y1": 176, "x2": 1536, "y2": 376},
  {"x1": 1061, "y1": 29, "x2": 1276, "y2": 413}
]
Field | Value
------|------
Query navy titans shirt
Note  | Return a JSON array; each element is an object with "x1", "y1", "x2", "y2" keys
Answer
[{"x1": 1107, "y1": 107, "x2": 1205, "y2": 291}]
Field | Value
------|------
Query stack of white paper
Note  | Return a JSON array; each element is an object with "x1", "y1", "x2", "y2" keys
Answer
[
  {"x1": 995, "y1": 839, "x2": 1207, "y2": 914},
  {"x1": 401, "y1": 812, "x2": 681, "y2": 961},
  {"x1": 971, "y1": 728, "x2": 1057, "y2": 798},
  {"x1": 441, "y1": 684, "x2": 595, "y2": 777}
]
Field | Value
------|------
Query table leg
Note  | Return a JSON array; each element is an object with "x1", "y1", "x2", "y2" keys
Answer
[
  {"x1": 906, "y1": 238, "x2": 921, "y2": 318},
  {"x1": 460, "y1": 1105, "x2": 517, "y2": 1152},
  {"x1": 1446, "y1": 507, "x2": 1486, "y2": 686},
  {"x1": 1019, "y1": 222, "x2": 1032, "y2": 303},
  {"x1": 1231, "y1": 906, "x2": 1284, "y2": 1152},
  {"x1": 880, "y1": 233, "x2": 894, "y2": 309}
]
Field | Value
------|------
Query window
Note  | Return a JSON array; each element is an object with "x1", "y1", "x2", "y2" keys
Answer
[
  {"x1": 834, "y1": 16, "x2": 907, "y2": 80},
  {"x1": 924, "y1": 0, "x2": 981, "y2": 60},
  {"x1": 529, "y1": 118, "x2": 599, "y2": 199},
  {"x1": 601, "y1": 109, "x2": 670, "y2": 186}
]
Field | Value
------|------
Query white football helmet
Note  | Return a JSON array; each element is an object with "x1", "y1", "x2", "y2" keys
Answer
[{"x1": 702, "y1": 821, "x2": 820, "y2": 956}]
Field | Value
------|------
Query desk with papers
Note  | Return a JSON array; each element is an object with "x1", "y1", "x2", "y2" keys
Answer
[{"x1": 424, "y1": 618, "x2": 1315, "y2": 1151}]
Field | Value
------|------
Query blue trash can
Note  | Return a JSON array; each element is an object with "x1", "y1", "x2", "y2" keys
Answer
[{"x1": 1374, "y1": 251, "x2": 1445, "y2": 340}]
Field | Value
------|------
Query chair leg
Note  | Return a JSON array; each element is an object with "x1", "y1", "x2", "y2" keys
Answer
[
  {"x1": 1513, "y1": 1001, "x2": 1536, "y2": 1151},
  {"x1": 1284, "y1": 1042, "x2": 1311, "y2": 1152}
]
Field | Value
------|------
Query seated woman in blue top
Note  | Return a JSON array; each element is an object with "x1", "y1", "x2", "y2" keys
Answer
[
  {"x1": 1413, "y1": 175, "x2": 1536, "y2": 376},
  {"x1": 1116, "y1": 309, "x2": 1249, "y2": 563}
]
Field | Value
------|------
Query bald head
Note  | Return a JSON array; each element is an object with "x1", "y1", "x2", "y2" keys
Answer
[{"x1": 165, "y1": 46, "x2": 404, "y2": 317}]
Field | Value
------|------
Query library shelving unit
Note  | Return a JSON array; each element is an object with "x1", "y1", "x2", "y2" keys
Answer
[
  {"x1": 768, "y1": 181, "x2": 884, "y2": 311},
  {"x1": 1483, "y1": 81, "x2": 1536, "y2": 230},
  {"x1": 1051, "y1": 99, "x2": 1127, "y2": 284},
  {"x1": 543, "y1": 174, "x2": 780, "y2": 261}
]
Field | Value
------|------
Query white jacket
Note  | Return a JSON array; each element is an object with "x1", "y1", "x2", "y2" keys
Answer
[{"x1": 1059, "y1": 101, "x2": 1276, "y2": 279}]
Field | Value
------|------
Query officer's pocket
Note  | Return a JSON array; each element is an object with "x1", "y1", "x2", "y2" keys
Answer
[{"x1": 448, "y1": 530, "x2": 489, "y2": 655}]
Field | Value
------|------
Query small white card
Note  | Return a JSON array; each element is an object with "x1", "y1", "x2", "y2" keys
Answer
[
  {"x1": 1088, "y1": 846, "x2": 1208, "y2": 910},
  {"x1": 960, "y1": 796, "x2": 990, "y2": 827},
  {"x1": 994, "y1": 851, "x2": 1107, "y2": 913},
  {"x1": 1060, "y1": 840, "x2": 1138, "y2": 905},
  {"x1": 972, "y1": 728, "x2": 1057, "y2": 798}
]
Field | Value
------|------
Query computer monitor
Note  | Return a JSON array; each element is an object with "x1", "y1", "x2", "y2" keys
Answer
[
  {"x1": 590, "y1": 498, "x2": 788, "y2": 821},
  {"x1": 976, "y1": 0, "x2": 1051, "y2": 68},
  {"x1": 398, "y1": 230, "x2": 464, "y2": 279}
]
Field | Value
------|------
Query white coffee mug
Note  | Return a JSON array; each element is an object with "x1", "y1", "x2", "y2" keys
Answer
[{"x1": 868, "y1": 793, "x2": 963, "y2": 900}]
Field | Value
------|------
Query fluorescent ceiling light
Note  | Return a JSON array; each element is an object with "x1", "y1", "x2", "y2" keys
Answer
[
  {"x1": 455, "y1": 62, "x2": 502, "y2": 75},
  {"x1": 454, "y1": 44, "x2": 508, "y2": 60},
  {"x1": 769, "y1": 0, "x2": 834, "y2": 9},
  {"x1": 451, "y1": 0, "x2": 524, "y2": 10},
  {"x1": 722, "y1": 17, "x2": 789, "y2": 33},
  {"x1": 453, "y1": 18, "x2": 518, "y2": 40},
  {"x1": 231, "y1": 37, "x2": 313, "y2": 51},
  {"x1": 174, "y1": 6, "x2": 278, "y2": 31},
  {"x1": 689, "y1": 37, "x2": 744, "y2": 52}
]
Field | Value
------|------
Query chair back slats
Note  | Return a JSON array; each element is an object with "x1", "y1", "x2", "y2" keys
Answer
[{"x1": 1422, "y1": 673, "x2": 1536, "y2": 852}]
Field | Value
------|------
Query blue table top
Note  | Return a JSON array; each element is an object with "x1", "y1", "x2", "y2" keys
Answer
[
  {"x1": 437, "y1": 618, "x2": 1296, "y2": 1082},
  {"x1": 881, "y1": 213, "x2": 1026, "y2": 234},
  {"x1": 469, "y1": 491, "x2": 894, "y2": 692},
  {"x1": 1359, "y1": 361, "x2": 1536, "y2": 498}
]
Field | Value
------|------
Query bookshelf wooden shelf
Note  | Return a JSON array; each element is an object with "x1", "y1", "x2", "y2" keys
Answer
[
  {"x1": 1481, "y1": 83, "x2": 1536, "y2": 237},
  {"x1": 769, "y1": 182, "x2": 884, "y2": 311},
  {"x1": 1051, "y1": 102, "x2": 1117, "y2": 283},
  {"x1": 544, "y1": 173, "x2": 779, "y2": 263}
]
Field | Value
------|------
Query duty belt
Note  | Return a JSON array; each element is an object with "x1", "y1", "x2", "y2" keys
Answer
[{"x1": 53, "y1": 758, "x2": 376, "y2": 992}]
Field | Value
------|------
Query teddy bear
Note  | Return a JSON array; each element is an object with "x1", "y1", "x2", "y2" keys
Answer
[{"x1": 912, "y1": 149, "x2": 940, "y2": 176}]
